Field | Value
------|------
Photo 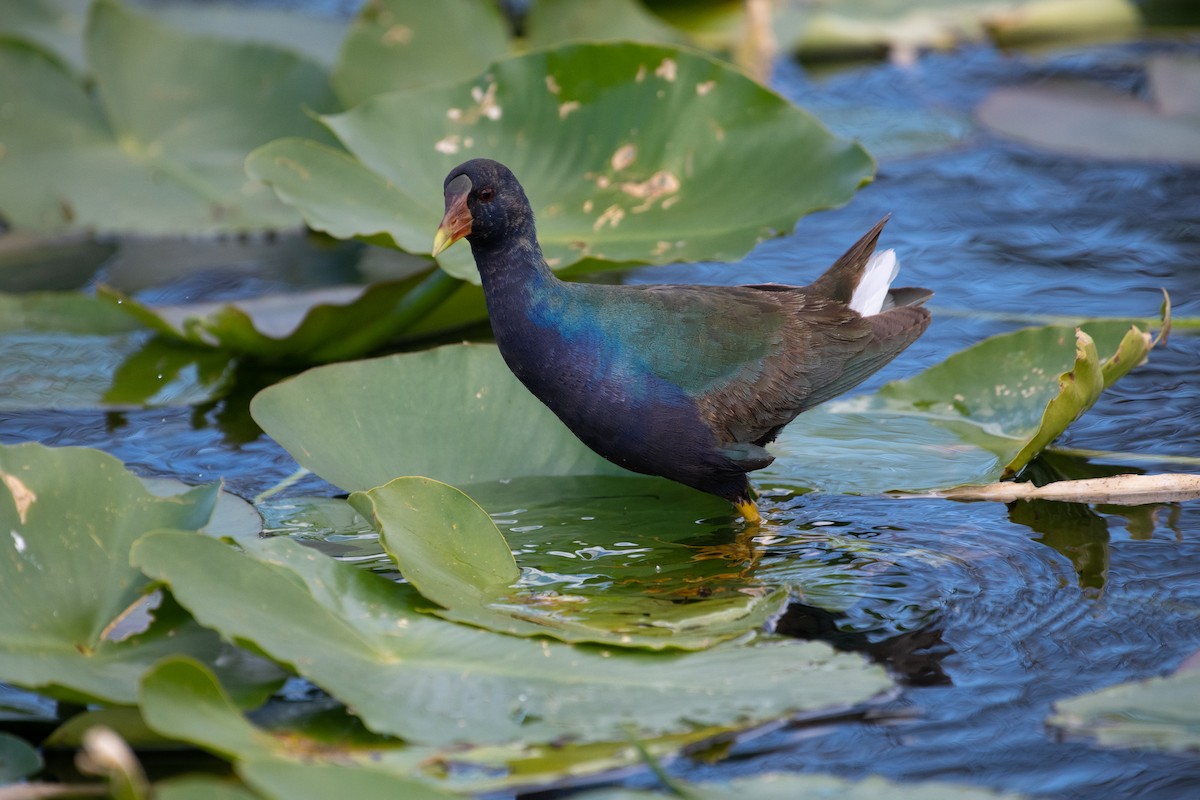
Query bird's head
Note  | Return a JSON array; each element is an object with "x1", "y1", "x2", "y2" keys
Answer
[{"x1": 432, "y1": 158, "x2": 533, "y2": 256}]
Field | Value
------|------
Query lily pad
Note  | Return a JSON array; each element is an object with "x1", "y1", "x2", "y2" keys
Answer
[
  {"x1": 97, "y1": 273, "x2": 449, "y2": 363},
  {"x1": 332, "y1": 0, "x2": 510, "y2": 107},
  {"x1": 525, "y1": 0, "x2": 688, "y2": 49},
  {"x1": 139, "y1": 655, "x2": 775, "y2": 795},
  {"x1": 0, "y1": 0, "x2": 337, "y2": 235},
  {"x1": 349, "y1": 476, "x2": 787, "y2": 649},
  {"x1": 0, "y1": 442, "x2": 284, "y2": 706},
  {"x1": 766, "y1": 317, "x2": 1165, "y2": 494},
  {"x1": 0, "y1": 0, "x2": 90, "y2": 74},
  {"x1": 155, "y1": 777, "x2": 261, "y2": 800},
  {"x1": 248, "y1": 41, "x2": 874, "y2": 281},
  {"x1": 132, "y1": 530, "x2": 892, "y2": 747},
  {"x1": 978, "y1": 55, "x2": 1200, "y2": 165},
  {"x1": 251, "y1": 343, "x2": 626, "y2": 492},
  {"x1": 1048, "y1": 668, "x2": 1200, "y2": 752},
  {"x1": 0, "y1": 731, "x2": 42, "y2": 782},
  {"x1": 790, "y1": 0, "x2": 1140, "y2": 61}
]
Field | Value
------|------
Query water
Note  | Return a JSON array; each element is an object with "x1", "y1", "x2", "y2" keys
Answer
[{"x1": 3, "y1": 22, "x2": 1200, "y2": 800}]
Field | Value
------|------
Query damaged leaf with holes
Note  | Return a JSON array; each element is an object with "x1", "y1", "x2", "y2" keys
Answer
[
  {"x1": 247, "y1": 41, "x2": 874, "y2": 281},
  {"x1": 0, "y1": 442, "x2": 284, "y2": 706}
]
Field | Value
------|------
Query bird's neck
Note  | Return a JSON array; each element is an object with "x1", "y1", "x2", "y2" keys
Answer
[{"x1": 469, "y1": 226, "x2": 558, "y2": 299}]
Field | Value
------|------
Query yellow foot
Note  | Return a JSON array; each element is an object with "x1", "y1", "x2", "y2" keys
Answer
[{"x1": 734, "y1": 498, "x2": 761, "y2": 524}]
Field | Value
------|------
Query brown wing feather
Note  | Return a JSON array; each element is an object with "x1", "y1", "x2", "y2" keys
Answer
[{"x1": 693, "y1": 215, "x2": 931, "y2": 450}]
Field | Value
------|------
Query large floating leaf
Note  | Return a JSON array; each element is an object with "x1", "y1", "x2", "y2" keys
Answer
[
  {"x1": 132, "y1": 530, "x2": 892, "y2": 747},
  {"x1": 0, "y1": 443, "x2": 283, "y2": 706},
  {"x1": 766, "y1": 317, "x2": 1165, "y2": 495},
  {"x1": 0, "y1": 0, "x2": 337, "y2": 235},
  {"x1": 349, "y1": 476, "x2": 787, "y2": 650},
  {"x1": 251, "y1": 343, "x2": 626, "y2": 492},
  {"x1": 139, "y1": 655, "x2": 764, "y2": 796},
  {"x1": 525, "y1": 0, "x2": 688, "y2": 50},
  {"x1": 1048, "y1": 668, "x2": 1200, "y2": 753},
  {"x1": 332, "y1": 0, "x2": 510, "y2": 107},
  {"x1": 97, "y1": 274, "x2": 445, "y2": 363},
  {"x1": 248, "y1": 41, "x2": 873, "y2": 281},
  {"x1": 789, "y1": 0, "x2": 1140, "y2": 61},
  {"x1": 978, "y1": 55, "x2": 1200, "y2": 165}
]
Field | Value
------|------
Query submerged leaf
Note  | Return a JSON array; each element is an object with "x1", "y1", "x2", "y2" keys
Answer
[
  {"x1": 250, "y1": 41, "x2": 873, "y2": 280},
  {"x1": 0, "y1": 0, "x2": 337, "y2": 235},
  {"x1": 132, "y1": 531, "x2": 892, "y2": 747},
  {"x1": 0, "y1": 443, "x2": 284, "y2": 706},
  {"x1": 350, "y1": 476, "x2": 787, "y2": 649}
]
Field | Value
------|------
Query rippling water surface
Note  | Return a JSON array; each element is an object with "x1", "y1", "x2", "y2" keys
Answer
[{"x1": 2, "y1": 14, "x2": 1199, "y2": 800}]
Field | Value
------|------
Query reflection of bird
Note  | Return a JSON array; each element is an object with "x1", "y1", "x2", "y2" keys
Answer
[{"x1": 433, "y1": 159, "x2": 931, "y2": 523}]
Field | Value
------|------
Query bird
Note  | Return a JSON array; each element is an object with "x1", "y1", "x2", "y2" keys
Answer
[{"x1": 432, "y1": 158, "x2": 931, "y2": 523}]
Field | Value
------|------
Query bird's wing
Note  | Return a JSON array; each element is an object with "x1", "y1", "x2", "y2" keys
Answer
[
  {"x1": 570, "y1": 283, "x2": 871, "y2": 443},
  {"x1": 574, "y1": 282, "x2": 792, "y2": 398}
]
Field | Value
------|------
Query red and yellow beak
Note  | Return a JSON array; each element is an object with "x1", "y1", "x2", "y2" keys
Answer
[{"x1": 432, "y1": 174, "x2": 473, "y2": 256}]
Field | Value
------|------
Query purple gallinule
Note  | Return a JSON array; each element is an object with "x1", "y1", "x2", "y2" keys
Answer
[{"x1": 433, "y1": 159, "x2": 931, "y2": 523}]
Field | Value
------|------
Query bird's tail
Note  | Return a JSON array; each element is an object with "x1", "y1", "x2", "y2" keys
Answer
[{"x1": 807, "y1": 215, "x2": 932, "y2": 315}]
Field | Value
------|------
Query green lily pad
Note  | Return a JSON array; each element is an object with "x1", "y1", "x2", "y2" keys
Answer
[
  {"x1": 0, "y1": 291, "x2": 142, "y2": 334},
  {"x1": 790, "y1": 0, "x2": 1140, "y2": 61},
  {"x1": 97, "y1": 274, "x2": 445, "y2": 363},
  {"x1": 1049, "y1": 668, "x2": 1200, "y2": 752},
  {"x1": 349, "y1": 476, "x2": 787, "y2": 650},
  {"x1": 241, "y1": 761, "x2": 456, "y2": 800},
  {"x1": 155, "y1": 777, "x2": 261, "y2": 800},
  {"x1": 251, "y1": 343, "x2": 626, "y2": 492},
  {"x1": 248, "y1": 41, "x2": 873, "y2": 281},
  {"x1": 0, "y1": 0, "x2": 345, "y2": 76},
  {"x1": 576, "y1": 771, "x2": 1023, "y2": 799},
  {"x1": 0, "y1": 0, "x2": 337, "y2": 235},
  {"x1": 525, "y1": 0, "x2": 688, "y2": 49},
  {"x1": 0, "y1": 731, "x2": 42, "y2": 782},
  {"x1": 139, "y1": 654, "x2": 776, "y2": 795},
  {"x1": 132, "y1": 530, "x2": 892, "y2": 747},
  {"x1": 767, "y1": 317, "x2": 1165, "y2": 494},
  {"x1": 332, "y1": 0, "x2": 510, "y2": 107},
  {"x1": 0, "y1": 442, "x2": 284, "y2": 706},
  {"x1": 0, "y1": 0, "x2": 90, "y2": 74}
]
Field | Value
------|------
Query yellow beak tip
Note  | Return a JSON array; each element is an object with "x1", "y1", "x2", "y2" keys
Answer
[{"x1": 431, "y1": 229, "x2": 453, "y2": 257}]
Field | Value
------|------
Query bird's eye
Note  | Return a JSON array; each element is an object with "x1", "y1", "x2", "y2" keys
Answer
[{"x1": 477, "y1": 187, "x2": 495, "y2": 203}]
